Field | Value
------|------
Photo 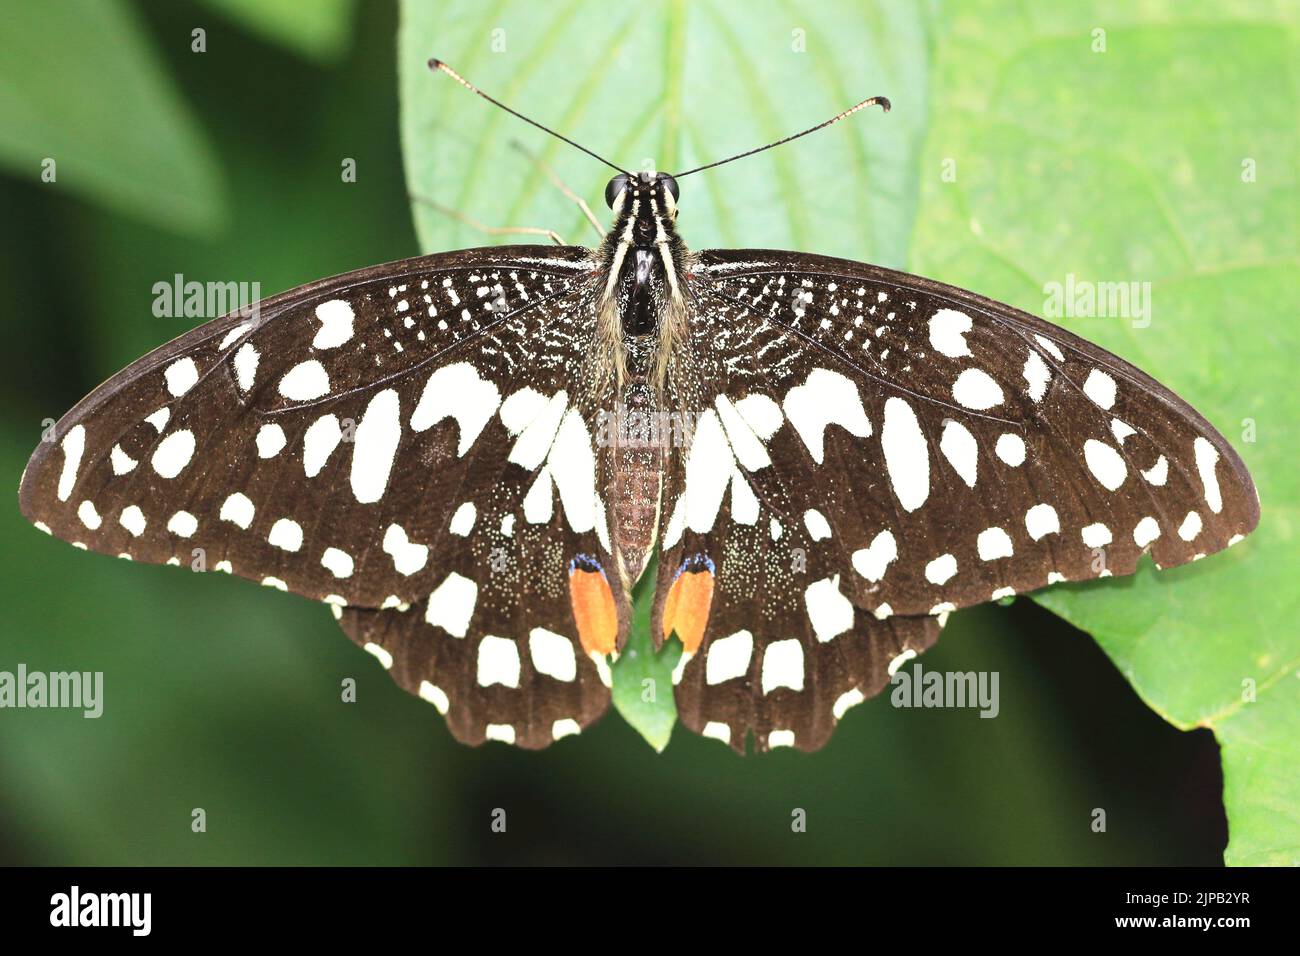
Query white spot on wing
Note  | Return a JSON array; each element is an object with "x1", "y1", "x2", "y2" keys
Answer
[
  {"x1": 1023, "y1": 351, "x2": 1051, "y2": 402},
  {"x1": 852, "y1": 529, "x2": 897, "y2": 582},
  {"x1": 418, "y1": 681, "x2": 450, "y2": 713},
  {"x1": 729, "y1": 471, "x2": 760, "y2": 524},
  {"x1": 1083, "y1": 369, "x2": 1117, "y2": 409},
  {"x1": 119, "y1": 505, "x2": 146, "y2": 536},
  {"x1": 77, "y1": 500, "x2": 101, "y2": 529},
  {"x1": 761, "y1": 639, "x2": 805, "y2": 694},
  {"x1": 382, "y1": 523, "x2": 428, "y2": 575},
  {"x1": 881, "y1": 397, "x2": 929, "y2": 511},
  {"x1": 523, "y1": 467, "x2": 554, "y2": 524},
  {"x1": 449, "y1": 502, "x2": 477, "y2": 536},
  {"x1": 321, "y1": 547, "x2": 354, "y2": 578},
  {"x1": 768, "y1": 730, "x2": 796, "y2": 749},
  {"x1": 220, "y1": 492, "x2": 255, "y2": 529},
  {"x1": 1141, "y1": 455, "x2": 1168, "y2": 486},
  {"x1": 364, "y1": 643, "x2": 393, "y2": 669},
  {"x1": 268, "y1": 517, "x2": 303, "y2": 552},
  {"x1": 167, "y1": 510, "x2": 197, "y2": 537},
  {"x1": 1194, "y1": 437, "x2": 1222, "y2": 513},
  {"x1": 110, "y1": 444, "x2": 137, "y2": 475},
  {"x1": 549, "y1": 410, "x2": 598, "y2": 533},
  {"x1": 312, "y1": 300, "x2": 355, "y2": 349},
  {"x1": 803, "y1": 509, "x2": 832, "y2": 541},
  {"x1": 164, "y1": 358, "x2": 199, "y2": 397},
  {"x1": 782, "y1": 367, "x2": 871, "y2": 464},
  {"x1": 151, "y1": 430, "x2": 195, "y2": 478},
  {"x1": 502, "y1": 389, "x2": 567, "y2": 469},
  {"x1": 939, "y1": 420, "x2": 978, "y2": 487},
  {"x1": 351, "y1": 389, "x2": 402, "y2": 503},
  {"x1": 1025, "y1": 504, "x2": 1059, "y2": 540},
  {"x1": 552, "y1": 718, "x2": 581, "y2": 740},
  {"x1": 278, "y1": 360, "x2": 329, "y2": 400},
  {"x1": 928, "y1": 309, "x2": 972, "y2": 358},
  {"x1": 410, "y1": 362, "x2": 500, "y2": 456},
  {"x1": 682, "y1": 409, "x2": 733, "y2": 534},
  {"x1": 57, "y1": 426, "x2": 86, "y2": 501},
  {"x1": 995, "y1": 433, "x2": 1026, "y2": 466},
  {"x1": 303, "y1": 414, "x2": 343, "y2": 477},
  {"x1": 255, "y1": 423, "x2": 286, "y2": 459},
  {"x1": 1133, "y1": 516, "x2": 1160, "y2": 548},
  {"x1": 1081, "y1": 523, "x2": 1112, "y2": 547},
  {"x1": 485, "y1": 724, "x2": 516, "y2": 744},
  {"x1": 529, "y1": 628, "x2": 576, "y2": 682},
  {"x1": 977, "y1": 526, "x2": 1014, "y2": 560},
  {"x1": 702, "y1": 721, "x2": 731, "y2": 744},
  {"x1": 804, "y1": 575, "x2": 853, "y2": 642},
  {"x1": 233, "y1": 343, "x2": 259, "y2": 392},
  {"x1": 952, "y1": 368, "x2": 1004, "y2": 410},
  {"x1": 1084, "y1": 439, "x2": 1127, "y2": 490},
  {"x1": 833, "y1": 688, "x2": 865, "y2": 719},
  {"x1": 715, "y1": 395, "x2": 772, "y2": 470},
  {"x1": 424, "y1": 572, "x2": 477, "y2": 637},
  {"x1": 706, "y1": 630, "x2": 753, "y2": 685},
  {"x1": 925, "y1": 553, "x2": 958, "y2": 585},
  {"x1": 477, "y1": 635, "x2": 521, "y2": 688}
]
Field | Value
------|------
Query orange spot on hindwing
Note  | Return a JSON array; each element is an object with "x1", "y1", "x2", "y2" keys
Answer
[
  {"x1": 662, "y1": 554, "x2": 715, "y2": 655},
  {"x1": 568, "y1": 555, "x2": 618, "y2": 656}
]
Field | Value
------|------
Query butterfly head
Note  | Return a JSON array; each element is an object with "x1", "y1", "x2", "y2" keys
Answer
[{"x1": 604, "y1": 171, "x2": 680, "y2": 230}]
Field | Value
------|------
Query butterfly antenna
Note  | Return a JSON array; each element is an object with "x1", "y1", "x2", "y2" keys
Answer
[
  {"x1": 430, "y1": 59, "x2": 632, "y2": 176},
  {"x1": 671, "y1": 94, "x2": 891, "y2": 179}
]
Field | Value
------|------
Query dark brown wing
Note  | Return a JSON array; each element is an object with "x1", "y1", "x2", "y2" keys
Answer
[
  {"x1": 21, "y1": 245, "x2": 629, "y2": 747},
  {"x1": 652, "y1": 248, "x2": 1258, "y2": 752}
]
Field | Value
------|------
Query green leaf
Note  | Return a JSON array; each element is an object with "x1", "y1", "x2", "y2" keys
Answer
[
  {"x1": 202, "y1": 0, "x2": 357, "y2": 63},
  {"x1": 910, "y1": 1, "x2": 1300, "y2": 865},
  {"x1": 611, "y1": 559, "x2": 683, "y2": 751},
  {"x1": 0, "y1": 0, "x2": 225, "y2": 235},
  {"x1": 399, "y1": 0, "x2": 932, "y2": 266}
]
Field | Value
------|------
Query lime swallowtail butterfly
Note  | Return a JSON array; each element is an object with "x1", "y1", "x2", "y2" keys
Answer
[{"x1": 19, "y1": 61, "x2": 1259, "y2": 752}]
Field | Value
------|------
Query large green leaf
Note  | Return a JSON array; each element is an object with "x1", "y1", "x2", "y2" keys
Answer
[
  {"x1": 910, "y1": 1, "x2": 1299, "y2": 865},
  {"x1": 398, "y1": 0, "x2": 1298, "y2": 864},
  {"x1": 400, "y1": 0, "x2": 932, "y2": 265},
  {"x1": 0, "y1": 0, "x2": 225, "y2": 235}
]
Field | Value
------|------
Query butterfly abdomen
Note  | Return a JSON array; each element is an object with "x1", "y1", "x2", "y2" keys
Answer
[{"x1": 607, "y1": 382, "x2": 665, "y2": 586}]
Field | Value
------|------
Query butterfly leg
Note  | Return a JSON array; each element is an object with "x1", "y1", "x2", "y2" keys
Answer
[
  {"x1": 508, "y1": 139, "x2": 607, "y2": 239},
  {"x1": 409, "y1": 193, "x2": 568, "y2": 245}
]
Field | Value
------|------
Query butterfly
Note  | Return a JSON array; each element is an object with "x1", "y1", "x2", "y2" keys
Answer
[{"x1": 18, "y1": 61, "x2": 1259, "y2": 753}]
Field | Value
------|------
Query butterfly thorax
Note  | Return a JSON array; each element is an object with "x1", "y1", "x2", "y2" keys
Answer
[{"x1": 596, "y1": 171, "x2": 688, "y2": 586}]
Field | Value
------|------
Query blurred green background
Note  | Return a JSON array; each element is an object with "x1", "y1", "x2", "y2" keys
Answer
[{"x1": 1, "y1": 0, "x2": 1293, "y2": 865}]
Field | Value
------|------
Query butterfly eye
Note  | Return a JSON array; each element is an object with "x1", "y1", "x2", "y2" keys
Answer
[
  {"x1": 659, "y1": 173, "x2": 680, "y2": 203},
  {"x1": 604, "y1": 174, "x2": 630, "y2": 209}
]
